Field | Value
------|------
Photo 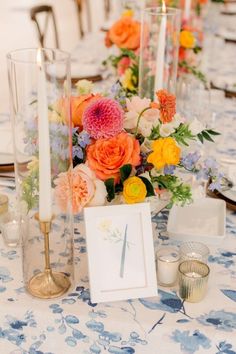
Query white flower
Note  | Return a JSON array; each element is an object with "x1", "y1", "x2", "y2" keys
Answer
[
  {"x1": 124, "y1": 96, "x2": 151, "y2": 130},
  {"x1": 140, "y1": 138, "x2": 152, "y2": 154},
  {"x1": 159, "y1": 123, "x2": 175, "y2": 137},
  {"x1": 139, "y1": 120, "x2": 154, "y2": 137},
  {"x1": 172, "y1": 113, "x2": 185, "y2": 128},
  {"x1": 75, "y1": 79, "x2": 94, "y2": 95},
  {"x1": 189, "y1": 118, "x2": 205, "y2": 135}
]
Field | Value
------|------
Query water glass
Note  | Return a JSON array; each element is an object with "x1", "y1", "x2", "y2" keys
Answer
[
  {"x1": 0, "y1": 211, "x2": 21, "y2": 247},
  {"x1": 179, "y1": 241, "x2": 210, "y2": 263}
]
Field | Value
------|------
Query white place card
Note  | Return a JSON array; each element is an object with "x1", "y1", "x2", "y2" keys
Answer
[{"x1": 84, "y1": 203, "x2": 157, "y2": 303}]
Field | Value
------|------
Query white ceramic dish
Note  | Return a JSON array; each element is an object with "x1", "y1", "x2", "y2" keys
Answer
[{"x1": 167, "y1": 199, "x2": 226, "y2": 245}]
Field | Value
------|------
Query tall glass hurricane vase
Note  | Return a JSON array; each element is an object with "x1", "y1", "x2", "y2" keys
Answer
[
  {"x1": 139, "y1": 7, "x2": 181, "y2": 99},
  {"x1": 7, "y1": 48, "x2": 74, "y2": 299}
]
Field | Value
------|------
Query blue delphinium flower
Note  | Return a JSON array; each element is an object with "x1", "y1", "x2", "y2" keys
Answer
[
  {"x1": 77, "y1": 131, "x2": 91, "y2": 148},
  {"x1": 72, "y1": 129, "x2": 91, "y2": 162},
  {"x1": 181, "y1": 151, "x2": 201, "y2": 170},
  {"x1": 109, "y1": 82, "x2": 127, "y2": 109},
  {"x1": 164, "y1": 164, "x2": 176, "y2": 175}
]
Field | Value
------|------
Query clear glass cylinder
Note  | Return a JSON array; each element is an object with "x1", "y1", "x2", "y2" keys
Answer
[
  {"x1": 139, "y1": 7, "x2": 181, "y2": 99},
  {"x1": 7, "y1": 48, "x2": 74, "y2": 298}
]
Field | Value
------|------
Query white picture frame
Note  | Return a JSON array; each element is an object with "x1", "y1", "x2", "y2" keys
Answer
[{"x1": 84, "y1": 203, "x2": 157, "y2": 303}]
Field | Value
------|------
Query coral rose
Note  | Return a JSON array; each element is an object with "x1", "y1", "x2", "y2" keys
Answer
[
  {"x1": 87, "y1": 132, "x2": 141, "y2": 183},
  {"x1": 147, "y1": 137, "x2": 181, "y2": 170},
  {"x1": 156, "y1": 90, "x2": 176, "y2": 124},
  {"x1": 123, "y1": 176, "x2": 147, "y2": 204},
  {"x1": 108, "y1": 17, "x2": 141, "y2": 50}
]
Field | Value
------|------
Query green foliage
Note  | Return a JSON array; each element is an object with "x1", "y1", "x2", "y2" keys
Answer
[
  {"x1": 21, "y1": 168, "x2": 39, "y2": 212},
  {"x1": 151, "y1": 174, "x2": 192, "y2": 207},
  {"x1": 172, "y1": 124, "x2": 195, "y2": 146},
  {"x1": 139, "y1": 176, "x2": 155, "y2": 197},
  {"x1": 179, "y1": 60, "x2": 207, "y2": 86},
  {"x1": 149, "y1": 125, "x2": 161, "y2": 140},
  {"x1": 105, "y1": 178, "x2": 115, "y2": 202},
  {"x1": 197, "y1": 129, "x2": 220, "y2": 144},
  {"x1": 120, "y1": 164, "x2": 132, "y2": 183}
]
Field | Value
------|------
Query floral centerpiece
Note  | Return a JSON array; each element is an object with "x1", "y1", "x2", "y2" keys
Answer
[
  {"x1": 104, "y1": 10, "x2": 207, "y2": 95},
  {"x1": 52, "y1": 81, "x2": 220, "y2": 213},
  {"x1": 22, "y1": 79, "x2": 221, "y2": 214},
  {"x1": 104, "y1": 12, "x2": 140, "y2": 95},
  {"x1": 178, "y1": 24, "x2": 206, "y2": 84}
]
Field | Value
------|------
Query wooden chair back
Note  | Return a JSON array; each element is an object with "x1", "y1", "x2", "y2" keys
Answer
[
  {"x1": 30, "y1": 5, "x2": 59, "y2": 48},
  {"x1": 74, "y1": 0, "x2": 91, "y2": 38}
]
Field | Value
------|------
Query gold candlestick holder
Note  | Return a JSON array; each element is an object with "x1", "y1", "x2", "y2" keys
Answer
[{"x1": 27, "y1": 216, "x2": 71, "y2": 299}]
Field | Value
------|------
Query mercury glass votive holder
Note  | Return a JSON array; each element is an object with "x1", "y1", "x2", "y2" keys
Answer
[
  {"x1": 178, "y1": 260, "x2": 210, "y2": 303},
  {"x1": 179, "y1": 242, "x2": 210, "y2": 263},
  {"x1": 156, "y1": 246, "x2": 180, "y2": 287}
]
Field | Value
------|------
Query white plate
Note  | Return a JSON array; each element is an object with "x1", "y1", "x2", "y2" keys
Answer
[
  {"x1": 220, "y1": 189, "x2": 236, "y2": 203},
  {"x1": 167, "y1": 199, "x2": 226, "y2": 245}
]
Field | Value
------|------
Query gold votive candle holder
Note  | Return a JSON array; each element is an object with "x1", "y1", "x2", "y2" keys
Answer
[{"x1": 178, "y1": 260, "x2": 210, "y2": 303}]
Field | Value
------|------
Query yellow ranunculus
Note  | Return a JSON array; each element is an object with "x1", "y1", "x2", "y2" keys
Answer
[
  {"x1": 179, "y1": 30, "x2": 195, "y2": 49},
  {"x1": 147, "y1": 137, "x2": 181, "y2": 170},
  {"x1": 123, "y1": 176, "x2": 147, "y2": 204},
  {"x1": 121, "y1": 68, "x2": 136, "y2": 92},
  {"x1": 122, "y1": 9, "x2": 134, "y2": 18}
]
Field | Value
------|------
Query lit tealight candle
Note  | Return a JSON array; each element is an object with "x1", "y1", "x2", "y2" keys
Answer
[
  {"x1": 157, "y1": 246, "x2": 180, "y2": 286},
  {"x1": 37, "y1": 49, "x2": 52, "y2": 222}
]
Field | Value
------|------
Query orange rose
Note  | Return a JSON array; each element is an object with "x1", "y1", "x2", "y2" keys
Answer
[
  {"x1": 87, "y1": 132, "x2": 141, "y2": 183},
  {"x1": 71, "y1": 94, "x2": 101, "y2": 128},
  {"x1": 108, "y1": 17, "x2": 141, "y2": 50},
  {"x1": 55, "y1": 94, "x2": 101, "y2": 128}
]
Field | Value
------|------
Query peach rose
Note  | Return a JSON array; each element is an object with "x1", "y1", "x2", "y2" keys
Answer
[
  {"x1": 54, "y1": 164, "x2": 107, "y2": 214},
  {"x1": 108, "y1": 17, "x2": 141, "y2": 50},
  {"x1": 87, "y1": 132, "x2": 141, "y2": 183}
]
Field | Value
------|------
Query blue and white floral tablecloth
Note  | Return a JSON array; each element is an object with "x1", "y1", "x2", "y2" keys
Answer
[
  {"x1": 0, "y1": 199, "x2": 236, "y2": 354},
  {"x1": 1, "y1": 4, "x2": 236, "y2": 354}
]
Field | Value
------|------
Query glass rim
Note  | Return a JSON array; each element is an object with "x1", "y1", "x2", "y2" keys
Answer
[
  {"x1": 144, "y1": 7, "x2": 181, "y2": 16},
  {"x1": 6, "y1": 47, "x2": 71, "y2": 64},
  {"x1": 178, "y1": 260, "x2": 210, "y2": 278},
  {"x1": 179, "y1": 241, "x2": 210, "y2": 256},
  {"x1": 157, "y1": 246, "x2": 180, "y2": 263}
]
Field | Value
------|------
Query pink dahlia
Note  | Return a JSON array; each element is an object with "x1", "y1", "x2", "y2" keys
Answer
[{"x1": 82, "y1": 97, "x2": 124, "y2": 139}]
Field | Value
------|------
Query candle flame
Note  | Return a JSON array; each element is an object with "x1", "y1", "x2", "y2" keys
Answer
[
  {"x1": 162, "y1": 0, "x2": 166, "y2": 13},
  {"x1": 36, "y1": 48, "x2": 42, "y2": 68}
]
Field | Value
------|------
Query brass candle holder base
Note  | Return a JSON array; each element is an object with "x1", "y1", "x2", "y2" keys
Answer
[
  {"x1": 28, "y1": 269, "x2": 71, "y2": 299},
  {"x1": 27, "y1": 214, "x2": 71, "y2": 299}
]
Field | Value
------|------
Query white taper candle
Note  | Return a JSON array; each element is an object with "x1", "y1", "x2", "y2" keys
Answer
[
  {"x1": 37, "y1": 49, "x2": 52, "y2": 222},
  {"x1": 154, "y1": 1, "x2": 167, "y2": 92}
]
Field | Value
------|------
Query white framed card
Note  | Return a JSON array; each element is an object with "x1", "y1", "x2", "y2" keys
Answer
[{"x1": 84, "y1": 203, "x2": 157, "y2": 303}]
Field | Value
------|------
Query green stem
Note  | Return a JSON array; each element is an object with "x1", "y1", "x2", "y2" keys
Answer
[{"x1": 134, "y1": 107, "x2": 151, "y2": 137}]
